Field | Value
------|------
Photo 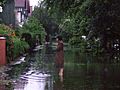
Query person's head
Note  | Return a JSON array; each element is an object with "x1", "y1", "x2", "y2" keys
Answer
[{"x1": 56, "y1": 36, "x2": 63, "y2": 41}]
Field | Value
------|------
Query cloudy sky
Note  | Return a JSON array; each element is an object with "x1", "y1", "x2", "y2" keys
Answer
[{"x1": 29, "y1": 0, "x2": 40, "y2": 7}]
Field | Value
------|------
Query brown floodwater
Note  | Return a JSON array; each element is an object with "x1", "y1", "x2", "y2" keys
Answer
[{"x1": 1, "y1": 46, "x2": 120, "y2": 90}]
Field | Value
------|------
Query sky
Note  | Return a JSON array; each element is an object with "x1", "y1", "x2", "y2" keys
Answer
[{"x1": 29, "y1": 0, "x2": 40, "y2": 7}]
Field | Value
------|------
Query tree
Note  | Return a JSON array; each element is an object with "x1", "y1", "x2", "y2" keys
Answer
[
  {"x1": 20, "y1": 16, "x2": 45, "y2": 43},
  {"x1": 44, "y1": 0, "x2": 91, "y2": 45},
  {"x1": 0, "y1": 0, "x2": 5, "y2": 3},
  {"x1": 44, "y1": 0, "x2": 120, "y2": 51},
  {"x1": 86, "y1": 0, "x2": 120, "y2": 52},
  {"x1": 32, "y1": 6, "x2": 59, "y2": 36}
]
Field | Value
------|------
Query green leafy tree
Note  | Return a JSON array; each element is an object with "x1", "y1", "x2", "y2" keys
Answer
[
  {"x1": 42, "y1": 0, "x2": 120, "y2": 55},
  {"x1": 86, "y1": 0, "x2": 120, "y2": 51},
  {"x1": 44, "y1": 0, "x2": 91, "y2": 45},
  {"x1": 32, "y1": 6, "x2": 58, "y2": 36},
  {"x1": 0, "y1": 0, "x2": 5, "y2": 4},
  {"x1": 20, "y1": 16, "x2": 45, "y2": 43}
]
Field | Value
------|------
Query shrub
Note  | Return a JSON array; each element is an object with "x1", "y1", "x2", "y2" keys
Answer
[
  {"x1": 19, "y1": 17, "x2": 46, "y2": 44},
  {"x1": 0, "y1": 24, "x2": 29, "y2": 62},
  {"x1": 13, "y1": 37, "x2": 29, "y2": 58}
]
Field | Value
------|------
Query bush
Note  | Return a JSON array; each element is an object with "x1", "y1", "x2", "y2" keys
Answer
[
  {"x1": 0, "y1": 24, "x2": 29, "y2": 62},
  {"x1": 19, "y1": 17, "x2": 46, "y2": 44},
  {"x1": 13, "y1": 37, "x2": 29, "y2": 58}
]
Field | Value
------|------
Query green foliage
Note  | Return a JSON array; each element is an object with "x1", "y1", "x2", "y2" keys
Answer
[
  {"x1": 59, "y1": 0, "x2": 91, "y2": 49},
  {"x1": 0, "y1": 24, "x2": 29, "y2": 62},
  {"x1": 13, "y1": 37, "x2": 29, "y2": 58},
  {"x1": 0, "y1": 24, "x2": 12, "y2": 34},
  {"x1": 44, "y1": 0, "x2": 120, "y2": 54},
  {"x1": 32, "y1": 6, "x2": 58, "y2": 35},
  {"x1": 0, "y1": 0, "x2": 5, "y2": 4},
  {"x1": 20, "y1": 17, "x2": 46, "y2": 43},
  {"x1": 32, "y1": 7, "x2": 50, "y2": 26},
  {"x1": 87, "y1": 0, "x2": 120, "y2": 38},
  {"x1": 43, "y1": 0, "x2": 93, "y2": 54}
]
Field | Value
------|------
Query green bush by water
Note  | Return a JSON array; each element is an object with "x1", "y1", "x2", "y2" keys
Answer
[
  {"x1": 19, "y1": 17, "x2": 46, "y2": 44},
  {"x1": 13, "y1": 37, "x2": 29, "y2": 58},
  {"x1": 0, "y1": 24, "x2": 29, "y2": 62}
]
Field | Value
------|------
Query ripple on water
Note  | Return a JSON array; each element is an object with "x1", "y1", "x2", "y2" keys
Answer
[{"x1": 13, "y1": 70, "x2": 52, "y2": 90}]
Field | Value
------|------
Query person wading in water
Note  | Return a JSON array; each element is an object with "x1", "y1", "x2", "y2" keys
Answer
[{"x1": 55, "y1": 36, "x2": 64, "y2": 76}]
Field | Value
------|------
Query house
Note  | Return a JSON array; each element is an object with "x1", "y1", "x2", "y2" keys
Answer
[
  {"x1": 15, "y1": 0, "x2": 31, "y2": 26},
  {"x1": 1, "y1": 0, "x2": 32, "y2": 27}
]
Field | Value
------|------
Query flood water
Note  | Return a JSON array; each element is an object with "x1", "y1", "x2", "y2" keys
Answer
[{"x1": 1, "y1": 45, "x2": 120, "y2": 90}]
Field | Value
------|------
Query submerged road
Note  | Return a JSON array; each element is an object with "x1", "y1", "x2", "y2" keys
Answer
[{"x1": 1, "y1": 44, "x2": 120, "y2": 90}]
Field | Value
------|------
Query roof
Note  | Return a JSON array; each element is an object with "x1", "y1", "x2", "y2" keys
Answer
[
  {"x1": 15, "y1": 0, "x2": 30, "y2": 9},
  {"x1": 15, "y1": 0, "x2": 25, "y2": 7},
  {"x1": 15, "y1": 0, "x2": 30, "y2": 12}
]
